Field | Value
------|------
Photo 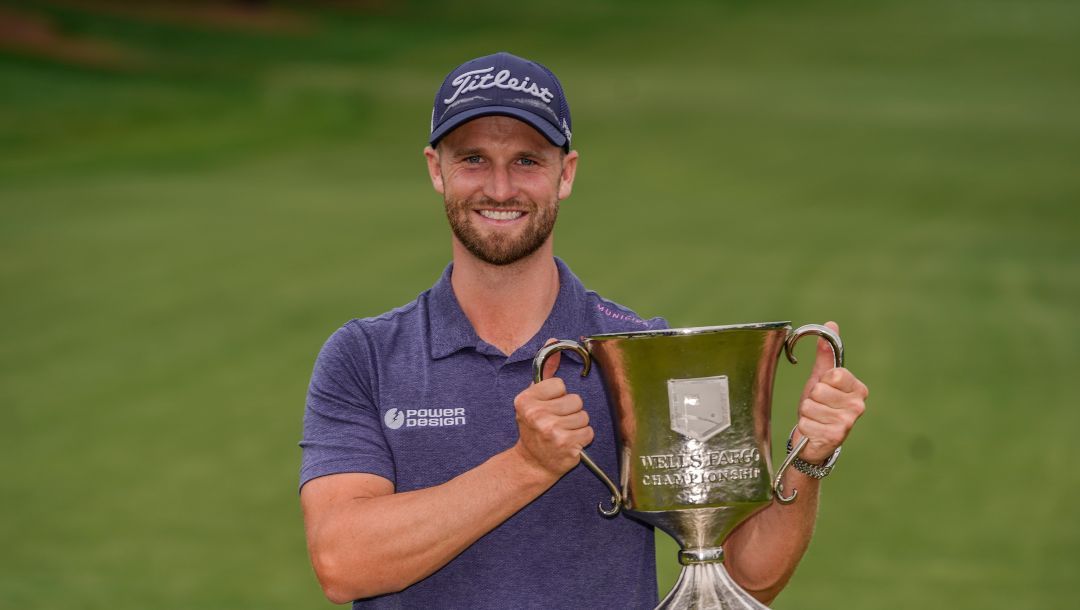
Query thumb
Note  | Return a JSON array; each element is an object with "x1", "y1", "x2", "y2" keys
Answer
[
  {"x1": 541, "y1": 338, "x2": 562, "y2": 380},
  {"x1": 801, "y1": 321, "x2": 841, "y2": 399}
]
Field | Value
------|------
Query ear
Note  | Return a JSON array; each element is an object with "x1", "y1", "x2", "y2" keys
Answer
[
  {"x1": 557, "y1": 150, "x2": 579, "y2": 201},
  {"x1": 424, "y1": 146, "x2": 444, "y2": 194}
]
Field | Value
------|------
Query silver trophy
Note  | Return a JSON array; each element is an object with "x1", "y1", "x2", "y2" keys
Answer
[{"x1": 532, "y1": 322, "x2": 843, "y2": 610}]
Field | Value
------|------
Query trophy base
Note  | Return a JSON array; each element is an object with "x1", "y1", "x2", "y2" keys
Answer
[{"x1": 656, "y1": 549, "x2": 770, "y2": 610}]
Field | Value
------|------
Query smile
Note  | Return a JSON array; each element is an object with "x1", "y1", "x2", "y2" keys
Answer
[{"x1": 477, "y1": 209, "x2": 525, "y2": 221}]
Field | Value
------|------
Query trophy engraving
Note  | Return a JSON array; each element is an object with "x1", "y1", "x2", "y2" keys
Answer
[
  {"x1": 668, "y1": 376, "x2": 732, "y2": 442},
  {"x1": 533, "y1": 322, "x2": 844, "y2": 609}
]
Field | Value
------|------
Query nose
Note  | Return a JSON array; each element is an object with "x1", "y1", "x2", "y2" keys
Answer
[{"x1": 483, "y1": 164, "x2": 518, "y2": 203}]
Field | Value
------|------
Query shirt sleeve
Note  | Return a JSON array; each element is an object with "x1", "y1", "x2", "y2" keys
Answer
[{"x1": 298, "y1": 323, "x2": 396, "y2": 492}]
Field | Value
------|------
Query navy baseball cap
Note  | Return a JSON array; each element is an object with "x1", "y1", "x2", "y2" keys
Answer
[{"x1": 429, "y1": 52, "x2": 572, "y2": 151}]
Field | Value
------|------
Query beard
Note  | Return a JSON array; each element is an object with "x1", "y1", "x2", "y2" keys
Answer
[{"x1": 444, "y1": 195, "x2": 559, "y2": 266}]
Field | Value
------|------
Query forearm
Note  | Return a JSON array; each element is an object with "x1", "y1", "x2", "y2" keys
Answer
[
  {"x1": 309, "y1": 445, "x2": 557, "y2": 602},
  {"x1": 720, "y1": 326, "x2": 866, "y2": 604},
  {"x1": 723, "y1": 470, "x2": 820, "y2": 604}
]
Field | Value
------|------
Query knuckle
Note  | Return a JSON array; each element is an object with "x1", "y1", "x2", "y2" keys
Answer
[
  {"x1": 850, "y1": 406, "x2": 864, "y2": 424},
  {"x1": 850, "y1": 398, "x2": 866, "y2": 416},
  {"x1": 519, "y1": 401, "x2": 539, "y2": 419},
  {"x1": 839, "y1": 411, "x2": 856, "y2": 431},
  {"x1": 538, "y1": 420, "x2": 556, "y2": 437}
]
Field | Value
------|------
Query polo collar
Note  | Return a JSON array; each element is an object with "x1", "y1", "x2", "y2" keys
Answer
[
  {"x1": 427, "y1": 262, "x2": 478, "y2": 360},
  {"x1": 427, "y1": 257, "x2": 589, "y2": 365}
]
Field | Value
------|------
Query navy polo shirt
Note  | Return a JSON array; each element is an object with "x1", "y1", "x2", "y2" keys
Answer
[{"x1": 300, "y1": 257, "x2": 667, "y2": 609}]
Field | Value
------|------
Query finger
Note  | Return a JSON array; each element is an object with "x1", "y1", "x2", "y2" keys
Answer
[
  {"x1": 571, "y1": 425, "x2": 595, "y2": 449},
  {"x1": 525, "y1": 406, "x2": 587, "y2": 434},
  {"x1": 796, "y1": 418, "x2": 832, "y2": 442},
  {"x1": 544, "y1": 393, "x2": 585, "y2": 417},
  {"x1": 561, "y1": 409, "x2": 590, "y2": 430},
  {"x1": 819, "y1": 367, "x2": 860, "y2": 393},
  {"x1": 531, "y1": 414, "x2": 593, "y2": 446},
  {"x1": 801, "y1": 320, "x2": 841, "y2": 400},
  {"x1": 797, "y1": 411, "x2": 853, "y2": 445},
  {"x1": 799, "y1": 397, "x2": 857, "y2": 427},
  {"x1": 542, "y1": 338, "x2": 562, "y2": 380},
  {"x1": 811, "y1": 321, "x2": 841, "y2": 377},
  {"x1": 807, "y1": 383, "x2": 851, "y2": 411},
  {"x1": 527, "y1": 377, "x2": 567, "y2": 401},
  {"x1": 516, "y1": 390, "x2": 583, "y2": 421}
]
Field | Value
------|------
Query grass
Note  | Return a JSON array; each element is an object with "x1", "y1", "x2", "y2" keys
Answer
[{"x1": 1, "y1": 0, "x2": 1078, "y2": 607}]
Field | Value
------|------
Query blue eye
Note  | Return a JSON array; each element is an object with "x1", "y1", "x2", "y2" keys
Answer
[
  {"x1": 518, "y1": 157, "x2": 537, "y2": 166},
  {"x1": 465, "y1": 155, "x2": 482, "y2": 164}
]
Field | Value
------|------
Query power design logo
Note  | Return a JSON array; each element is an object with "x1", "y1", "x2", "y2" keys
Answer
[
  {"x1": 384, "y1": 408, "x2": 467, "y2": 430},
  {"x1": 384, "y1": 408, "x2": 406, "y2": 430}
]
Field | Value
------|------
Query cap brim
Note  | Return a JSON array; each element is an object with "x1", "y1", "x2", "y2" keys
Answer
[{"x1": 429, "y1": 106, "x2": 568, "y2": 150}]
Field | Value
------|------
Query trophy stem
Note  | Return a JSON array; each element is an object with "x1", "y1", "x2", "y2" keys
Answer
[{"x1": 655, "y1": 547, "x2": 770, "y2": 610}]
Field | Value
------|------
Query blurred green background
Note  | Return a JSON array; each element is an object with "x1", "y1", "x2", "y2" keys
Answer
[{"x1": 2, "y1": 0, "x2": 1077, "y2": 608}]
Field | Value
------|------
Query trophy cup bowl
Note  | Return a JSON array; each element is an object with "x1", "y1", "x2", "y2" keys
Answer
[{"x1": 532, "y1": 322, "x2": 844, "y2": 610}]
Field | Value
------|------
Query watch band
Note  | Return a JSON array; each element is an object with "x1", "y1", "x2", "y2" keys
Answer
[{"x1": 786, "y1": 427, "x2": 842, "y2": 479}]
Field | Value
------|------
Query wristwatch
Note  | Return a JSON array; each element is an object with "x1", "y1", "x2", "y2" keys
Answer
[{"x1": 786, "y1": 428, "x2": 842, "y2": 479}]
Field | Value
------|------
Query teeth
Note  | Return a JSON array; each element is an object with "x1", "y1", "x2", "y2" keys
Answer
[{"x1": 479, "y1": 210, "x2": 524, "y2": 221}]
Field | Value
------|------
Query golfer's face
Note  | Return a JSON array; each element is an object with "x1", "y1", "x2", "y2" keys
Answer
[{"x1": 429, "y1": 116, "x2": 576, "y2": 265}]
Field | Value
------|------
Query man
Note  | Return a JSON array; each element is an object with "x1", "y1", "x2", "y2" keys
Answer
[{"x1": 299, "y1": 52, "x2": 868, "y2": 608}]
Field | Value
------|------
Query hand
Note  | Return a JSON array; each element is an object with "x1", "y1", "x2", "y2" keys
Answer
[
  {"x1": 794, "y1": 322, "x2": 869, "y2": 463},
  {"x1": 511, "y1": 341, "x2": 594, "y2": 477}
]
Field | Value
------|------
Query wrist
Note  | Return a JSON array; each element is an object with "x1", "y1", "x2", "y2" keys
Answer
[
  {"x1": 787, "y1": 427, "x2": 841, "y2": 480},
  {"x1": 789, "y1": 429, "x2": 838, "y2": 464},
  {"x1": 504, "y1": 442, "x2": 562, "y2": 488}
]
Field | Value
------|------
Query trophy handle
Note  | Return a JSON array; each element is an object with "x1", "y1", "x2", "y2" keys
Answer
[
  {"x1": 772, "y1": 324, "x2": 845, "y2": 504},
  {"x1": 532, "y1": 340, "x2": 623, "y2": 517}
]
